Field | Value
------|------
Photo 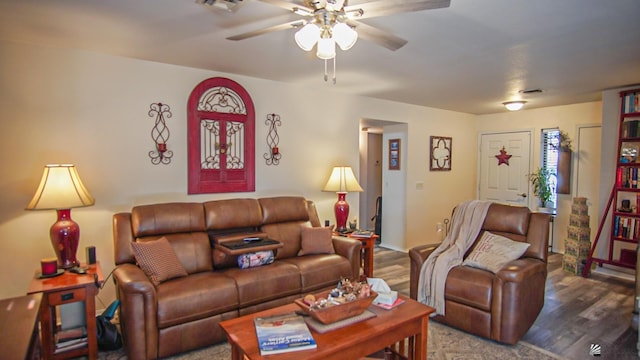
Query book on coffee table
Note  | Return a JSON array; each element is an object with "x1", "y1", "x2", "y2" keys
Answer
[{"x1": 254, "y1": 312, "x2": 317, "y2": 355}]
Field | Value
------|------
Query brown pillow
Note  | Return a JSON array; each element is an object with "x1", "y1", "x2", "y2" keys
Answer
[
  {"x1": 298, "y1": 226, "x2": 335, "y2": 256},
  {"x1": 131, "y1": 237, "x2": 188, "y2": 286}
]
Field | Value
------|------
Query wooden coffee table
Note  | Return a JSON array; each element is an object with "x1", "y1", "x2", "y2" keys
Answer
[{"x1": 220, "y1": 294, "x2": 435, "y2": 360}]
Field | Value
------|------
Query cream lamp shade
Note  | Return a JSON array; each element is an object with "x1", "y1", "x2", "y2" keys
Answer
[
  {"x1": 26, "y1": 164, "x2": 95, "y2": 210},
  {"x1": 322, "y1": 166, "x2": 363, "y2": 193}
]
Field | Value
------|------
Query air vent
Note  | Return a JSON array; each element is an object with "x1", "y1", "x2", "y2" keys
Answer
[
  {"x1": 519, "y1": 88, "x2": 543, "y2": 94},
  {"x1": 199, "y1": 0, "x2": 245, "y2": 12}
]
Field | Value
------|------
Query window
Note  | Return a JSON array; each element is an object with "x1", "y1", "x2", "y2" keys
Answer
[{"x1": 541, "y1": 128, "x2": 560, "y2": 207}]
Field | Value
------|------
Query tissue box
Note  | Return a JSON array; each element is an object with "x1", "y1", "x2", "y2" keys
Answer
[{"x1": 374, "y1": 291, "x2": 398, "y2": 305}]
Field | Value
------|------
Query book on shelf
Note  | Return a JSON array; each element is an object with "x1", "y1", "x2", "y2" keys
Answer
[{"x1": 254, "y1": 312, "x2": 317, "y2": 355}]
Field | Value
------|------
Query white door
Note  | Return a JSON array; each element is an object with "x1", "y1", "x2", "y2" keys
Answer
[{"x1": 479, "y1": 131, "x2": 532, "y2": 206}]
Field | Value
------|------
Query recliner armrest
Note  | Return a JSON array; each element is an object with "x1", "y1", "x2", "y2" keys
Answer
[
  {"x1": 495, "y1": 258, "x2": 546, "y2": 283},
  {"x1": 408, "y1": 243, "x2": 441, "y2": 300},
  {"x1": 113, "y1": 264, "x2": 159, "y2": 360},
  {"x1": 332, "y1": 236, "x2": 362, "y2": 280}
]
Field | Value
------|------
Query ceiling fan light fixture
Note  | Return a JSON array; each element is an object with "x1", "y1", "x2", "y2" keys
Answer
[
  {"x1": 295, "y1": 23, "x2": 320, "y2": 51},
  {"x1": 333, "y1": 22, "x2": 358, "y2": 50},
  {"x1": 316, "y1": 37, "x2": 336, "y2": 59},
  {"x1": 503, "y1": 101, "x2": 527, "y2": 111}
]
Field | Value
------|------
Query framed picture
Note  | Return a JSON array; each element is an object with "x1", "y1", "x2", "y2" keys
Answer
[
  {"x1": 389, "y1": 139, "x2": 401, "y2": 170},
  {"x1": 430, "y1": 136, "x2": 452, "y2": 171}
]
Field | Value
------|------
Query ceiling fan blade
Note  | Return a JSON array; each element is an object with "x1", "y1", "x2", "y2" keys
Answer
[
  {"x1": 344, "y1": 0, "x2": 451, "y2": 20},
  {"x1": 227, "y1": 19, "x2": 305, "y2": 41},
  {"x1": 348, "y1": 20, "x2": 408, "y2": 51},
  {"x1": 257, "y1": 0, "x2": 314, "y2": 14}
]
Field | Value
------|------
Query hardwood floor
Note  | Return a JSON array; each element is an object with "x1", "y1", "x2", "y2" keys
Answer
[{"x1": 372, "y1": 246, "x2": 638, "y2": 360}]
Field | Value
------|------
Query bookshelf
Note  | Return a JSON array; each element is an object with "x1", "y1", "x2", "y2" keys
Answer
[{"x1": 584, "y1": 88, "x2": 640, "y2": 276}]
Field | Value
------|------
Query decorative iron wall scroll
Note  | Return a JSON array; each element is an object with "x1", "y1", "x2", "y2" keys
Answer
[
  {"x1": 264, "y1": 113, "x2": 282, "y2": 165},
  {"x1": 148, "y1": 102, "x2": 173, "y2": 165}
]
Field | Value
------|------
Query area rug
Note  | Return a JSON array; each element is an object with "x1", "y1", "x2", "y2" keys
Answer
[{"x1": 99, "y1": 320, "x2": 566, "y2": 360}]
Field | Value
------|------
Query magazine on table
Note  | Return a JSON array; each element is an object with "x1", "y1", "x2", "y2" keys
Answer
[{"x1": 254, "y1": 312, "x2": 317, "y2": 355}]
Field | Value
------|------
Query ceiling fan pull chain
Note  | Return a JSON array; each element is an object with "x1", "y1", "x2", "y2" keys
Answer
[
  {"x1": 324, "y1": 59, "x2": 328, "y2": 82},
  {"x1": 333, "y1": 56, "x2": 336, "y2": 85}
]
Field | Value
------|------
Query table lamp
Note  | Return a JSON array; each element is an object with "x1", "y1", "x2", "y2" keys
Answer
[
  {"x1": 26, "y1": 164, "x2": 95, "y2": 269},
  {"x1": 322, "y1": 166, "x2": 363, "y2": 231}
]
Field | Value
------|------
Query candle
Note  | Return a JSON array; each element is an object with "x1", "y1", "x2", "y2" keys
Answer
[{"x1": 40, "y1": 258, "x2": 58, "y2": 276}]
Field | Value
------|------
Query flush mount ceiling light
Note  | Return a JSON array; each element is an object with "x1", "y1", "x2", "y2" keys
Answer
[
  {"x1": 224, "y1": 0, "x2": 452, "y2": 84},
  {"x1": 503, "y1": 101, "x2": 527, "y2": 111}
]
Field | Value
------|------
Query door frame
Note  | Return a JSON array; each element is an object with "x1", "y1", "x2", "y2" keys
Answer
[{"x1": 477, "y1": 129, "x2": 535, "y2": 209}]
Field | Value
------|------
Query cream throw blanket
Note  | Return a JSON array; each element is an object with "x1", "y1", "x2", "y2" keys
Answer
[{"x1": 417, "y1": 200, "x2": 492, "y2": 315}]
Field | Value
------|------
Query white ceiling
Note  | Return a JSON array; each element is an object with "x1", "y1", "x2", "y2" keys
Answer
[{"x1": 1, "y1": 0, "x2": 639, "y2": 114}]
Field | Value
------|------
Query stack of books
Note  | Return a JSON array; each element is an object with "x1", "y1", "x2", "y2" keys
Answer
[
  {"x1": 254, "y1": 313, "x2": 316, "y2": 355},
  {"x1": 350, "y1": 230, "x2": 374, "y2": 238},
  {"x1": 55, "y1": 326, "x2": 87, "y2": 354}
]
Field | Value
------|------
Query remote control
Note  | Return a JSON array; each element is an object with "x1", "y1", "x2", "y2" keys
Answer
[{"x1": 243, "y1": 237, "x2": 261, "y2": 242}]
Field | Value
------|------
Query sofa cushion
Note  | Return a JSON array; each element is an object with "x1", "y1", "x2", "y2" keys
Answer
[
  {"x1": 282, "y1": 254, "x2": 353, "y2": 292},
  {"x1": 463, "y1": 231, "x2": 530, "y2": 273},
  {"x1": 222, "y1": 262, "x2": 301, "y2": 307},
  {"x1": 298, "y1": 226, "x2": 335, "y2": 256},
  {"x1": 204, "y1": 198, "x2": 263, "y2": 230},
  {"x1": 156, "y1": 272, "x2": 238, "y2": 328},
  {"x1": 259, "y1": 196, "x2": 309, "y2": 224},
  {"x1": 131, "y1": 203, "x2": 205, "y2": 237},
  {"x1": 445, "y1": 265, "x2": 493, "y2": 311},
  {"x1": 131, "y1": 237, "x2": 188, "y2": 286}
]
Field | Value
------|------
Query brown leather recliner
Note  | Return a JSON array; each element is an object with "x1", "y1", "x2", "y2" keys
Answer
[{"x1": 409, "y1": 203, "x2": 550, "y2": 344}]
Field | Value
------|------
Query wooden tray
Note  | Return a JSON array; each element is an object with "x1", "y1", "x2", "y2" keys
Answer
[{"x1": 294, "y1": 290, "x2": 377, "y2": 324}]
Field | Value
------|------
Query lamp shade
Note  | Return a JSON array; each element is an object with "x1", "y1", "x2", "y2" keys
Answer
[
  {"x1": 322, "y1": 166, "x2": 363, "y2": 193},
  {"x1": 26, "y1": 164, "x2": 95, "y2": 210},
  {"x1": 295, "y1": 23, "x2": 320, "y2": 51},
  {"x1": 333, "y1": 22, "x2": 358, "y2": 50}
]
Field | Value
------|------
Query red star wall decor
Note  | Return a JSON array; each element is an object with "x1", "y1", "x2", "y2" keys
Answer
[{"x1": 495, "y1": 146, "x2": 512, "y2": 166}]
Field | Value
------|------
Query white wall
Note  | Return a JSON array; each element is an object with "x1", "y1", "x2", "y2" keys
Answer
[
  {"x1": 0, "y1": 40, "x2": 477, "y2": 303},
  {"x1": 476, "y1": 102, "x2": 603, "y2": 253}
]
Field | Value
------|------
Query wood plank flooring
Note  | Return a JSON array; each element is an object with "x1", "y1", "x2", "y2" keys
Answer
[{"x1": 372, "y1": 246, "x2": 638, "y2": 360}]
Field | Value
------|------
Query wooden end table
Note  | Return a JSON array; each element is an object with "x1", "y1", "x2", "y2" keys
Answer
[
  {"x1": 27, "y1": 262, "x2": 104, "y2": 360},
  {"x1": 348, "y1": 233, "x2": 379, "y2": 278},
  {"x1": 220, "y1": 294, "x2": 434, "y2": 360}
]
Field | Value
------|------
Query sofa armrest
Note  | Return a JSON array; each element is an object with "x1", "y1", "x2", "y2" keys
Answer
[
  {"x1": 113, "y1": 264, "x2": 159, "y2": 360},
  {"x1": 492, "y1": 258, "x2": 547, "y2": 344},
  {"x1": 408, "y1": 243, "x2": 441, "y2": 300},
  {"x1": 331, "y1": 236, "x2": 362, "y2": 280}
]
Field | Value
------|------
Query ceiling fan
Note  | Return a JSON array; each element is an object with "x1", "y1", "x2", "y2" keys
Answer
[{"x1": 205, "y1": 0, "x2": 451, "y2": 82}]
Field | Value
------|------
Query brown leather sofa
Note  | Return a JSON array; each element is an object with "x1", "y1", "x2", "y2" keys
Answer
[
  {"x1": 409, "y1": 203, "x2": 550, "y2": 344},
  {"x1": 113, "y1": 196, "x2": 361, "y2": 359}
]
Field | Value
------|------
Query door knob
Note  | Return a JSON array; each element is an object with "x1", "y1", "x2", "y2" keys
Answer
[{"x1": 518, "y1": 193, "x2": 527, "y2": 198}]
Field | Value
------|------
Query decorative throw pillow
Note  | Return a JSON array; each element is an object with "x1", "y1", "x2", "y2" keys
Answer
[
  {"x1": 237, "y1": 250, "x2": 275, "y2": 269},
  {"x1": 131, "y1": 237, "x2": 188, "y2": 286},
  {"x1": 297, "y1": 226, "x2": 335, "y2": 256},
  {"x1": 462, "y1": 231, "x2": 530, "y2": 273}
]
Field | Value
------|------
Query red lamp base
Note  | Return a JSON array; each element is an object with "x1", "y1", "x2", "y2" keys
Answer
[
  {"x1": 50, "y1": 209, "x2": 80, "y2": 269},
  {"x1": 334, "y1": 192, "x2": 350, "y2": 232}
]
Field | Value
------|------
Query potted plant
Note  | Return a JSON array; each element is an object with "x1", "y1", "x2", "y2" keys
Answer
[
  {"x1": 528, "y1": 167, "x2": 552, "y2": 208},
  {"x1": 559, "y1": 130, "x2": 572, "y2": 152}
]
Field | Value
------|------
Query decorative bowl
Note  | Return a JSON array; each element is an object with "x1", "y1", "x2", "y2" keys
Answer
[{"x1": 294, "y1": 290, "x2": 377, "y2": 324}]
